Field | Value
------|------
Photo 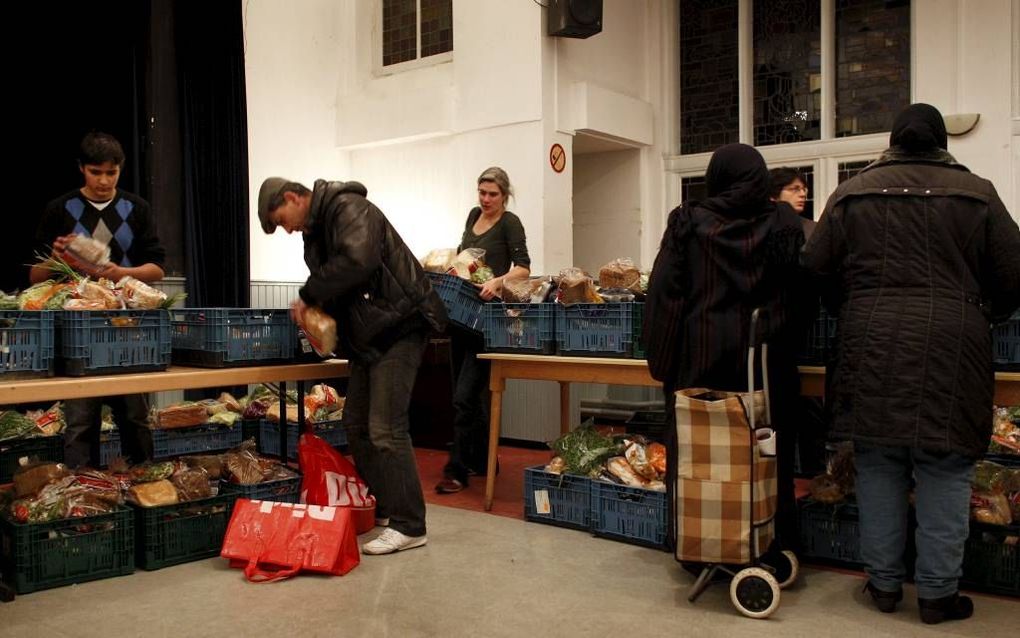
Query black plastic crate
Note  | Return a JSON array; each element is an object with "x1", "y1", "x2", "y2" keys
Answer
[
  {"x1": 133, "y1": 493, "x2": 235, "y2": 570},
  {"x1": 484, "y1": 303, "x2": 557, "y2": 354},
  {"x1": 426, "y1": 272, "x2": 486, "y2": 334},
  {"x1": 993, "y1": 312, "x2": 1020, "y2": 371},
  {"x1": 151, "y1": 424, "x2": 243, "y2": 459},
  {"x1": 0, "y1": 310, "x2": 54, "y2": 379},
  {"x1": 557, "y1": 303, "x2": 634, "y2": 358},
  {"x1": 523, "y1": 466, "x2": 591, "y2": 531},
  {"x1": 632, "y1": 302, "x2": 645, "y2": 359},
  {"x1": 0, "y1": 436, "x2": 64, "y2": 484},
  {"x1": 55, "y1": 309, "x2": 170, "y2": 376},
  {"x1": 590, "y1": 480, "x2": 668, "y2": 549},
  {"x1": 219, "y1": 475, "x2": 301, "y2": 503},
  {"x1": 171, "y1": 308, "x2": 296, "y2": 367},
  {"x1": 961, "y1": 522, "x2": 1019, "y2": 597},
  {"x1": 798, "y1": 497, "x2": 863, "y2": 567},
  {"x1": 800, "y1": 306, "x2": 838, "y2": 366},
  {"x1": 0, "y1": 507, "x2": 134, "y2": 594}
]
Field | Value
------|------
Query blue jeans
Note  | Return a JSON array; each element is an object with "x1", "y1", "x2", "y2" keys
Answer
[
  {"x1": 343, "y1": 330, "x2": 428, "y2": 537},
  {"x1": 854, "y1": 444, "x2": 975, "y2": 599}
]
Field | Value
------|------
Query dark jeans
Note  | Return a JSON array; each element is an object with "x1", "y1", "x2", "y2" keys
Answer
[
  {"x1": 64, "y1": 394, "x2": 153, "y2": 467},
  {"x1": 855, "y1": 443, "x2": 975, "y2": 598},
  {"x1": 443, "y1": 334, "x2": 490, "y2": 484},
  {"x1": 344, "y1": 330, "x2": 428, "y2": 537}
]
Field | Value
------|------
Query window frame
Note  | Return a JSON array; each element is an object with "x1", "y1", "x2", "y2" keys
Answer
[{"x1": 374, "y1": 0, "x2": 454, "y2": 77}]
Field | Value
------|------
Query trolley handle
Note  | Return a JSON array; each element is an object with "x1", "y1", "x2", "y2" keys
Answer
[{"x1": 746, "y1": 308, "x2": 772, "y2": 431}]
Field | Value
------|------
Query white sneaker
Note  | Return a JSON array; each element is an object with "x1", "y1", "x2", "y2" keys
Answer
[
  {"x1": 362, "y1": 528, "x2": 427, "y2": 555},
  {"x1": 375, "y1": 517, "x2": 390, "y2": 527}
]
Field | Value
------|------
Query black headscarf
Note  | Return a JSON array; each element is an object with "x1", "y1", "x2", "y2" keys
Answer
[
  {"x1": 701, "y1": 143, "x2": 774, "y2": 219},
  {"x1": 889, "y1": 103, "x2": 948, "y2": 152}
]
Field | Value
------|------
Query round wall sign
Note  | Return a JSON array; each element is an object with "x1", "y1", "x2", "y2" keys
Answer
[{"x1": 549, "y1": 143, "x2": 566, "y2": 173}]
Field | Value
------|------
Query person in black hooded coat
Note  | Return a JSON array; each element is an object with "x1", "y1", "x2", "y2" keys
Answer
[
  {"x1": 644, "y1": 143, "x2": 810, "y2": 554},
  {"x1": 803, "y1": 103, "x2": 1020, "y2": 624}
]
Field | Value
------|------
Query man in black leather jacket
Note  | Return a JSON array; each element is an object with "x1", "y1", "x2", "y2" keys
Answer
[{"x1": 259, "y1": 177, "x2": 447, "y2": 555}]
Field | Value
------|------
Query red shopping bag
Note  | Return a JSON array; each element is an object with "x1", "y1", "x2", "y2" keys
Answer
[
  {"x1": 299, "y1": 433, "x2": 377, "y2": 534},
  {"x1": 220, "y1": 498, "x2": 360, "y2": 583}
]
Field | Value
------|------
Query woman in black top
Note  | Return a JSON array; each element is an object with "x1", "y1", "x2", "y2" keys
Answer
[{"x1": 436, "y1": 167, "x2": 531, "y2": 493}]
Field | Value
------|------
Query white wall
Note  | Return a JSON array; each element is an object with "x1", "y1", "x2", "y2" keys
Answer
[{"x1": 573, "y1": 148, "x2": 642, "y2": 276}]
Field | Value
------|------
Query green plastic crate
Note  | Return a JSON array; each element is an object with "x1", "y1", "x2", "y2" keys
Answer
[
  {"x1": 0, "y1": 506, "x2": 134, "y2": 594},
  {"x1": 132, "y1": 493, "x2": 235, "y2": 570},
  {"x1": 0, "y1": 435, "x2": 64, "y2": 484}
]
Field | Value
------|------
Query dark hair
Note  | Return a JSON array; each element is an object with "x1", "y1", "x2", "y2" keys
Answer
[
  {"x1": 768, "y1": 167, "x2": 805, "y2": 199},
  {"x1": 267, "y1": 182, "x2": 311, "y2": 212},
  {"x1": 78, "y1": 131, "x2": 125, "y2": 167}
]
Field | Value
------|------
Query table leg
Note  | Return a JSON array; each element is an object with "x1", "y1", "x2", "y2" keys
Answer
[
  {"x1": 559, "y1": 381, "x2": 571, "y2": 436},
  {"x1": 484, "y1": 364, "x2": 505, "y2": 512}
]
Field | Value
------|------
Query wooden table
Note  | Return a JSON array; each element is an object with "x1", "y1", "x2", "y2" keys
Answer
[{"x1": 478, "y1": 353, "x2": 1020, "y2": 511}]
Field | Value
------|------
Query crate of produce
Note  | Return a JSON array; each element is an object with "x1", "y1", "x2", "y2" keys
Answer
[
  {"x1": 590, "y1": 480, "x2": 668, "y2": 549},
  {"x1": 133, "y1": 493, "x2": 235, "y2": 570},
  {"x1": 99, "y1": 430, "x2": 122, "y2": 468},
  {"x1": 484, "y1": 303, "x2": 557, "y2": 354},
  {"x1": 426, "y1": 272, "x2": 486, "y2": 334},
  {"x1": 241, "y1": 419, "x2": 261, "y2": 445},
  {"x1": 631, "y1": 302, "x2": 645, "y2": 359},
  {"x1": 0, "y1": 435, "x2": 64, "y2": 484},
  {"x1": 0, "y1": 310, "x2": 54, "y2": 379},
  {"x1": 219, "y1": 475, "x2": 302, "y2": 504},
  {"x1": 259, "y1": 419, "x2": 347, "y2": 460},
  {"x1": 151, "y1": 424, "x2": 243, "y2": 459},
  {"x1": 55, "y1": 309, "x2": 170, "y2": 376},
  {"x1": 797, "y1": 497, "x2": 863, "y2": 567},
  {"x1": 961, "y1": 522, "x2": 1019, "y2": 597},
  {"x1": 993, "y1": 311, "x2": 1020, "y2": 371},
  {"x1": 0, "y1": 506, "x2": 134, "y2": 594},
  {"x1": 170, "y1": 308, "x2": 296, "y2": 367},
  {"x1": 523, "y1": 466, "x2": 591, "y2": 531},
  {"x1": 800, "y1": 306, "x2": 838, "y2": 366},
  {"x1": 557, "y1": 303, "x2": 633, "y2": 358}
]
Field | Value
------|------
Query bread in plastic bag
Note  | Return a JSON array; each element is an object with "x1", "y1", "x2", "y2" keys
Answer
[
  {"x1": 66, "y1": 235, "x2": 111, "y2": 268},
  {"x1": 598, "y1": 258, "x2": 642, "y2": 293},
  {"x1": 300, "y1": 306, "x2": 337, "y2": 356},
  {"x1": 422, "y1": 248, "x2": 457, "y2": 273},
  {"x1": 118, "y1": 276, "x2": 168, "y2": 309},
  {"x1": 448, "y1": 248, "x2": 486, "y2": 280},
  {"x1": 556, "y1": 268, "x2": 603, "y2": 305},
  {"x1": 501, "y1": 277, "x2": 553, "y2": 303}
]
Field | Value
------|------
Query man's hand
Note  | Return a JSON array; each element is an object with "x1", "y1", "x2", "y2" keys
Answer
[
  {"x1": 290, "y1": 299, "x2": 309, "y2": 325},
  {"x1": 52, "y1": 233, "x2": 77, "y2": 256},
  {"x1": 477, "y1": 277, "x2": 502, "y2": 301},
  {"x1": 94, "y1": 263, "x2": 126, "y2": 282}
]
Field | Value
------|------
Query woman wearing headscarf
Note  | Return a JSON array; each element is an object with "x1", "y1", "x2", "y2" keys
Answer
[
  {"x1": 803, "y1": 103, "x2": 1020, "y2": 624},
  {"x1": 645, "y1": 143, "x2": 810, "y2": 555}
]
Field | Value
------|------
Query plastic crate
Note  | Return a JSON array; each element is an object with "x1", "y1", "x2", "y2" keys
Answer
[
  {"x1": 591, "y1": 480, "x2": 668, "y2": 549},
  {"x1": 133, "y1": 493, "x2": 235, "y2": 570},
  {"x1": 99, "y1": 431, "x2": 122, "y2": 468},
  {"x1": 993, "y1": 312, "x2": 1020, "y2": 371},
  {"x1": 55, "y1": 309, "x2": 170, "y2": 376},
  {"x1": 151, "y1": 424, "x2": 243, "y2": 459},
  {"x1": 523, "y1": 466, "x2": 591, "y2": 531},
  {"x1": 171, "y1": 308, "x2": 296, "y2": 367},
  {"x1": 632, "y1": 302, "x2": 645, "y2": 359},
  {"x1": 483, "y1": 303, "x2": 557, "y2": 354},
  {"x1": 241, "y1": 419, "x2": 261, "y2": 445},
  {"x1": 557, "y1": 303, "x2": 634, "y2": 358},
  {"x1": 961, "y1": 522, "x2": 1020, "y2": 597},
  {"x1": 798, "y1": 498, "x2": 863, "y2": 567},
  {"x1": 426, "y1": 272, "x2": 486, "y2": 334},
  {"x1": 800, "y1": 307, "x2": 838, "y2": 366},
  {"x1": 0, "y1": 436, "x2": 64, "y2": 484},
  {"x1": 0, "y1": 507, "x2": 134, "y2": 594},
  {"x1": 0, "y1": 310, "x2": 54, "y2": 379},
  {"x1": 219, "y1": 475, "x2": 302, "y2": 504},
  {"x1": 259, "y1": 419, "x2": 347, "y2": 460}
]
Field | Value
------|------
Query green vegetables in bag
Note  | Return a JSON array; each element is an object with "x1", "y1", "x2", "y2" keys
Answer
[
  {"x1": 0, "y1": 411, "x2": 38, "y2": 441},
  {"x1": 549, "y1": 423, "x2": 624, "y2": 477},
  {"x1": 471, "y1": 266, "x2": 495, "y2": 284}
]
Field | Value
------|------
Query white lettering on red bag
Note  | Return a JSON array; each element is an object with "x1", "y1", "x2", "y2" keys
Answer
[
  {"x1": 255, "y1": 500, "x2": 337, "y2": 521},
  {"x1": 324, "y1": 471, "x2": 372, "y2": 507}
]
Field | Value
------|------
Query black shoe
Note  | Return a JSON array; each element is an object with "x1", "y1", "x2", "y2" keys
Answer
[
  {"x1": 918, "y1": 593, "x2": 973, "y2": 625},
  {"x1": 863, "y1": 581, "x2": 903, "y2": 613}
]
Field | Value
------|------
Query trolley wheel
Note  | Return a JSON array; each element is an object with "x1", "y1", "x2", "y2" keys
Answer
[
  {"x1": 730, "y1": 567, "x2": 781, "y2": 619},
  {"x1": 764, "y1": 550, "x2": 799, "y2": 590}
]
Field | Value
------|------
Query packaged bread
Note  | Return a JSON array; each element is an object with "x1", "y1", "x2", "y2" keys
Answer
[
  {"x1": 300, "y1": 306, "x2": 337, "y2": 356},
  {"x1": 171, "y1": 466, "x2": 212, "y2": 501},
  {"x1": 156, "y1": 403, "x2": 208, "y2": 429},
  {"x1": 185, "y1": 455, "x2": 224, "y2": 480},
  {"x1": 218, "y1": 393, "x2": 242, "y2": 413},
  {"x1": 421, "y1": 248, "x2": 457, "y2": 273},
  {"x1": 66, "y1": 235, "x2": 111, "y2": 268},
  {"x1": 118, "y1": 276, "x2": 168, "y2": 309},
  {"x1": 598, "y1": 258, "x2": 642, "y2": 293},
  {"x1": 76, "y1": 279, "x2": 121, "y2": 309},
  {"x1": 14, "y1": 462, "x2": 72, "y2": 498},
  {"x1": 556, "y1": 268, "x2": 603, "y2": 306},
  {"x1": 128, "y1": 479, "x2": 180, "y2": 507}
]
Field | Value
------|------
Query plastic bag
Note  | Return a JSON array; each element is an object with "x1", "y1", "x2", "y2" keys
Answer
[
  {"x1": 971, "y1": 490, "x2": 1012, "y2": 526},
  {"x1": 549, "y1": 423, "x2": 622, "y2": 476},
  {"x1": 75, "y1": 278, "x2": 121, "y2": 309},
  {"x1": 598, "y1": 258, "x2": 642, "y2": 293},
  {"x1": 171, "y1": 465, "x2": 212, "y2": 501},
  {"x1": 597, "y1": 288, "x2": 636, "y2": 303},
  {"x1": 300, "y1": 306, "x2": 337, "y2": 356},
  {"x1": 299, "y1": 433, "x2": 376, "y2": 535},
  {"x1": 66, "y1": 235, "x2": 111, "y2": 268},
  {"x1": 448, "y1": 248, "x2": 486, "y2": 280},
  {"x1": 556, "y1": 268, "x2": 603, "y2": 306},
  {"x1": 421, "y1": 248, "x2": 457, "y2": 273},
  {"x1": 501, "y1": 277, "x2": 554, "y2": 304},
  {"x1": 118, "y1": 276, "x2": 167, "y2": 309}
]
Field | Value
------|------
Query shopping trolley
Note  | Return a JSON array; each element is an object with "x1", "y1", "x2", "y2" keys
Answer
[{"x1": 673, "y1": 308, "x2": 799, "y2": 619}]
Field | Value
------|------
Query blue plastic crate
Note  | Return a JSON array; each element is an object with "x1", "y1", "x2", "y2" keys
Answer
[
  {"x1": 220, "y1": 475, "x2": 301, "y2": 503},
  {"x1": 993, "y1": 312, "x2": 1020, "y2": 371},
  {"x1": 590, "y1": 480, "x2": 668, "y2": 549},
  {"x1": 171, "y1": 308, "x2": 296, "y2": 367},
  {"x1": 557, "y1": 303, "x2": 633, "y2": 358},
  {"x1": 259, "y1": 419, "x2": 347, "y2": 459},
  {"x1": 426, "y1": 272, "x2": 486, "y2": 334},
  {"x1": 0, "y1": 310, "x2": 54, "y2": 379},
  {"x1": 151, "y1": 424, "x2": 243, "y2": 459},
  {"x1": 0, "y1": 435, "x2": 64, "y2": 483},
  {"x1": 523, "y1": 466, "x2": 591, "y2": 531},
  {"x1": 56, "y1": 309, "x2": 170, "y2": 376},
  {"x1": 483, "y1": 303, "x2": 557, "y2": 354},
  {"x1": 800, "y1": 306, "x2": 838, "y2": 366},
  {"x1": 99, "y1": 431, "x2": 122, "y2": 467}
]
